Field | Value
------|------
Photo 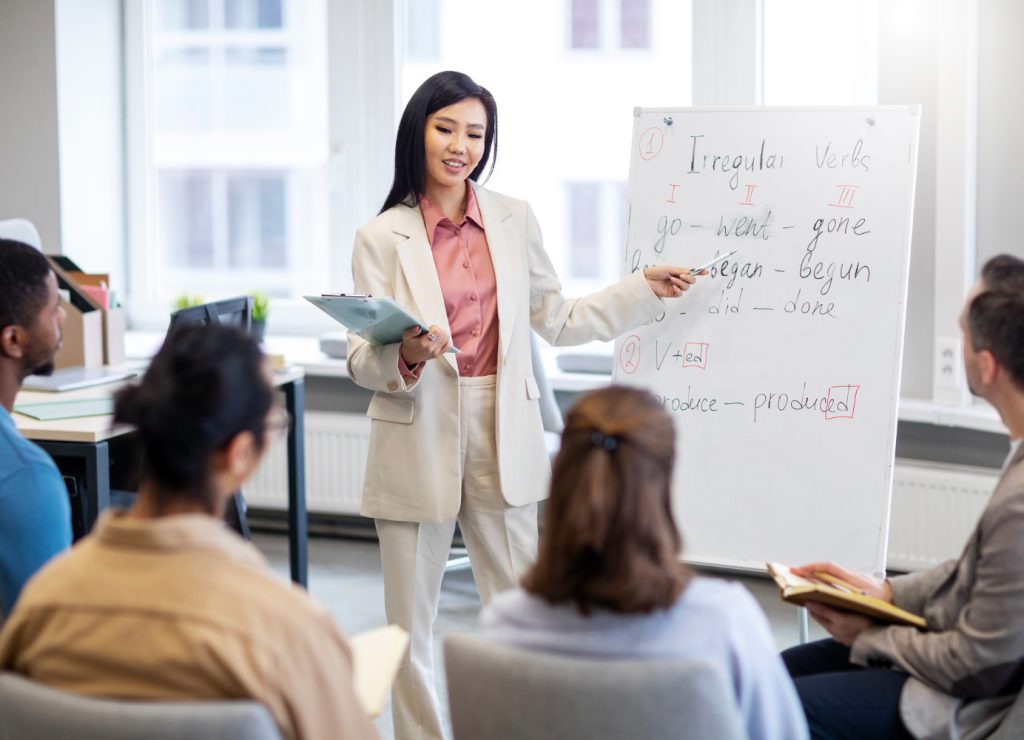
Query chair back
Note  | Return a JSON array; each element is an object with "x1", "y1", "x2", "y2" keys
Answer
[
  {"x1": 444, "y1": 633, "x2": 746, "y2": 740},
  {"x1": 0, "y1": 672, "x2": 281, "y2": 740},
  {"x1": 0, "y1": 219, "x2": 43, "y2": 250}
]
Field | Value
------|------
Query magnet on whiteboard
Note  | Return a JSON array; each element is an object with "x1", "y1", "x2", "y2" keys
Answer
[
  {"x1": 866, "y1": 116, "x2": 876, "y2": 126},
  {"x1": 664, "y1": 116, "x2": 673, "y2": 125}
]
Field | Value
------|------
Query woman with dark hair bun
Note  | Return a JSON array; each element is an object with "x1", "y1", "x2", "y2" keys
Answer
[
  {"x1": 480, "y1": 386, "x2": 808, "y2": 740},
  {"x1": 0, "y1": 326, "x2": 377, "y2": 740},
  {"x1": 348, "y1": 69, "x2": 704, "y2": 740}
]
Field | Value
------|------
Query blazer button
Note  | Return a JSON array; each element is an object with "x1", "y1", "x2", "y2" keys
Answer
[{"x1": 387, "y1": 381, "x2": 399, "y2": 392}]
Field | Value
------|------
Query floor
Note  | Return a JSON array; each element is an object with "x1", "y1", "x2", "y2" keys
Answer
[{"x1": 256, "y1": 531, "x2": 826, "y2": 740}]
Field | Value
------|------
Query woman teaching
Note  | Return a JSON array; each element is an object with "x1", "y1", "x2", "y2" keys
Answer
[{"x1": 346, "y1": 70, "x2": 698, "y2": 740}]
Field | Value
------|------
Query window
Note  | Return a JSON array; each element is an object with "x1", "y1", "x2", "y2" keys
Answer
[
  {"x1": 405, "y1": 0, "x2": 440, "y2": 62},
  {"x1": 620, "y1": 0, "x2": 650, "y2": 49},
  {"x1": 127, "y1": 0, "x2": 328, "y2": 326},
  {"x1": 568, "y1": 182, "x2": 627, "y2": 281},
  {"x1": 571, "y1": 0, "x2": 651, "y2": 51},
  {"x1": 571, "y1": 0, "x2": 600, "y2": 49},
  {"x1": 403, "y1": 0, "x2": 689, "y2": 297},
  {"x1": 160, "y1": 170, "x2": 288, "y2": 270},
  {"x1": 568, "y1": 182, "x2": 602, "y2": 277}
]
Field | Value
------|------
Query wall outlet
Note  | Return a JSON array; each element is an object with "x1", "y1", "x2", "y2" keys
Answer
[{"x1": 934, "y1": 336, "x2": 963, "y2": 392}]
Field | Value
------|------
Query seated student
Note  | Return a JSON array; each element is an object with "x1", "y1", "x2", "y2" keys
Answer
[
  {"x1": 782, "y1": 254, "x2": 1024, "y2": 740},
  {"x1": 0, "y1": 325, "x2": 377, "y2": 740},
  {"x1": 479, "y1": 386, "x2": 808, "y2": 740},
  {"x1": 0, "y1": 239, "x2": 70, "y2": 618}
]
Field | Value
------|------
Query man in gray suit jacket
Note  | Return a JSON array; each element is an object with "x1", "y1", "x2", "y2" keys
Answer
[{"x1": 782, "y1": 254, "x2": 1024, "y2": 740}]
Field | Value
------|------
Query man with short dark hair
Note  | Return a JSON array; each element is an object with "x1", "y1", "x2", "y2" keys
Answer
[
  {"x1": 782, "y1": 253, "x2": 1024, "y2": 739},
  {"x1": 0, "y1": 239, "x2": 70, "y2": 617}
]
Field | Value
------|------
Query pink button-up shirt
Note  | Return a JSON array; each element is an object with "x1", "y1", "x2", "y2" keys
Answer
[{"x1": 400, "y1": 187, "x2": 500, "y2": 377}]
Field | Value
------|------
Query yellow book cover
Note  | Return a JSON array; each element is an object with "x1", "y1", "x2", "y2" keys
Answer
[
  {"x1": 350, "y1": 625, "x2": 410, "y2": 717},
  {"x1": 767, "y1": 562, "x2": 927, "y2": 629}
]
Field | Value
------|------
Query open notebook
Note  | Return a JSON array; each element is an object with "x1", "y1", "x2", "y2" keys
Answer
[
  {"x1": 767, "y1": 562, "x2": 927, "y2": 628},
  {"x1": 350, "y1": 625, "x2": 409, "y2": 717}
]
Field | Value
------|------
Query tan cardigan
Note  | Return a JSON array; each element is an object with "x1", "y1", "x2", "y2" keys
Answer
[{"x1": 0, "y1": 512, "x2": 377, "y2": 740}]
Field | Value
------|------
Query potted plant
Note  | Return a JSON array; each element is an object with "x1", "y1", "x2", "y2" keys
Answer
[
  {"x1": 251, "y1": 292, "x2": 270, "y2": 343},
  {"x1": 172, "y1": 294, "x2": 205, "y2": 311}
]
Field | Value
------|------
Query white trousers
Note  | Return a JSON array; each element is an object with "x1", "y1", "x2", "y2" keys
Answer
[{"x1": 376, "y1": 375, "x2": 539, "y2": 740}]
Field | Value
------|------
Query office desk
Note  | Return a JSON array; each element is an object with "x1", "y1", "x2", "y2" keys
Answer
[{"x1": 13, "y1": 367, "x2": 308, "y2": 587}]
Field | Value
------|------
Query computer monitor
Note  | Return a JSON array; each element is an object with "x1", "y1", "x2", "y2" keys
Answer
[{"x1": 167, "y1": 296, "x2": 254, "y2": 335}]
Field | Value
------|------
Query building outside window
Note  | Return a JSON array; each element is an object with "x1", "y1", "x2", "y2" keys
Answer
[
  {"x1": 129, "y1": 0, "x2": 328, "y2": 325},
  {"x1": 570, "y1": 0, "x2": 651, "y2": 51}
]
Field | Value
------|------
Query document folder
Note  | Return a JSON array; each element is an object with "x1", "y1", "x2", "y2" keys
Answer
[{"x1": 304, "y1": 295, "x2": 458, "y2": 352}]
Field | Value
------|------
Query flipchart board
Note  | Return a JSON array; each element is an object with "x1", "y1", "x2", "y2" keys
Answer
[{"x1": 613, "y1": 107, "x2": 920, "y2": 575}]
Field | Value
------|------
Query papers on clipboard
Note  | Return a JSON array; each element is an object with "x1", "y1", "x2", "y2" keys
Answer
[{"x1": 304, "y1": 294, "x2": 459, "y2": 353}]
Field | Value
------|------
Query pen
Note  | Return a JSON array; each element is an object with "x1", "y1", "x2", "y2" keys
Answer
[{"x1": 689, "y1": 250, "x2": 738, "y2": 275}]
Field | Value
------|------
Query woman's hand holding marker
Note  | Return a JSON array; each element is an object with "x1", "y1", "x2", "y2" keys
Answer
[
  {"x1": 643, "y1": 265, "x2": 696, "y2": 297},
  {"x1": 688, "y1": 249, "x2": 739, "y2": 276},
  {"x1": 643, "y1": 250, "x2": 738, "y2": 297}
]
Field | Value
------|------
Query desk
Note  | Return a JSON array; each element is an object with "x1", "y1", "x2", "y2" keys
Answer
[{"x1": 13, "y1": 368, "x2": 309, "y2": 587}]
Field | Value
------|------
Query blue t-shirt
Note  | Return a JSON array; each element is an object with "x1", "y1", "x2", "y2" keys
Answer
[{"x1": 0, "y1": 406, "x2": 71, "y2": 617}]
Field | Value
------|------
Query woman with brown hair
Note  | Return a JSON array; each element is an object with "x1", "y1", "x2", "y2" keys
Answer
[{"x1": 479, "y1": 386, "x2": 807, "y2": 740}]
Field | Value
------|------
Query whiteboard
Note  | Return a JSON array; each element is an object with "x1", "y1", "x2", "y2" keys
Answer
[{"x1": 613, "y1": 107, "x2": 920, "y2": 576}]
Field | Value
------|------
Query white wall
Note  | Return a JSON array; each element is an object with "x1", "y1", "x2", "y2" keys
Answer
[
  {"x1": 0, "y1": 0, "x2": 63, "y2": 252},
  {"x1": 976, "y1": 0, "x2": 1024, "y2": 266},
  {"x1": 878, "y1": 0, "x2": 938, "y2": 400}
]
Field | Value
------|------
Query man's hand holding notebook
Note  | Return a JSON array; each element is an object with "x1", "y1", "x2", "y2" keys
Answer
[{"x1": 768, "y1": 561, "x2": 926, "y2": 630}]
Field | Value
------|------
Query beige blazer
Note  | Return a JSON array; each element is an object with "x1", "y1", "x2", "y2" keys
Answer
[
  {"x1": 346, "y1": 183, "x2": 664, "y2": 523},
  {"x1": 851, "y1": 441, "x2": 1024, "y2": 739}
]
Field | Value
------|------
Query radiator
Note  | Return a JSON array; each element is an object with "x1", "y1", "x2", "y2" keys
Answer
[
  {"x1": 887, "y1": 460, "x2": 998, "y2": 571},
  {"x1": 244, "y1": 411, "x2": 370, "y2": 515}
]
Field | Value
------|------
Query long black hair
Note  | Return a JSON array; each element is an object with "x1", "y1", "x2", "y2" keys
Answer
[
  {"x1": 113, "y1": 325, "x2": 273, "y2": 513},
  {"x1": 379, "y1": 70, "x2": 498, "y2": 214}
]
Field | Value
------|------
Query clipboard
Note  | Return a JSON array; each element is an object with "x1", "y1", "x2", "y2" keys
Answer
[{"x1": 304, "y1": 295, "x2": 459, "y2": 353}]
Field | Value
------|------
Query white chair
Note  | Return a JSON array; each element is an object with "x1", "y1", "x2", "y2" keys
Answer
[
  {"x1": 0, "y1": 218, "x2": 43, "y2": 250},
  {"x1": 443, "y1": 633, "x2": 747, "y2": 740},
  {"x1": 0, "y1": 672, "x2": 281, "y2": 740}
]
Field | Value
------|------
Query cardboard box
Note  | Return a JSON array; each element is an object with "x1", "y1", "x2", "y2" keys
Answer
[
  {"x1": 46, "y1": 257, "x2": 125, "y2": 368},
  {"x1": 54, "y1": 297, "x2": 104, "y2": 369}
]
